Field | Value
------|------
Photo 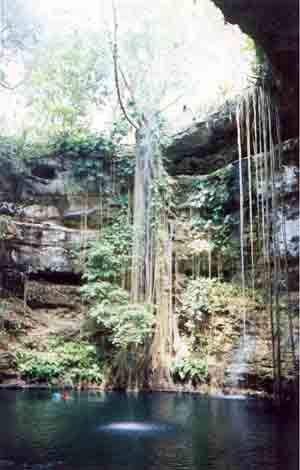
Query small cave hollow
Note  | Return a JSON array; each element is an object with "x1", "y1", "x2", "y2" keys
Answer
[{"x1": 31, "y1": 164, "x2": 56, "y2": 180}]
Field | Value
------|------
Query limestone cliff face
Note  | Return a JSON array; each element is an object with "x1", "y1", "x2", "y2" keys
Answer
[
  {"x1": 0, "y1": 134, "x2": 298, "y2": 290},
  {"x1": 0, "y1": 0, "x2": 298, "y2": 393},
  {"x1": 0, "y1": 153, "x2": 115, "y2": 287},
  {"x1": 0, "y1": 120, "x2": 298, "y2": 392},
  {"x1": 211, "y1": 0, "x2": 299, "y2": 139},
  {"x1": 165, "y1": 103, "x2": 237, "y2": 175}
]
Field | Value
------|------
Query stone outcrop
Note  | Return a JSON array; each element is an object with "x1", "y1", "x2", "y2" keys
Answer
[
  {"x1": 167, "y1": 0, "x2": 299, "y2": 174},
  {"x1": 0, "y1": 150, "x2": 111, "y2": 203},
  {"x1": 0, "y1": 152, "x2": 112, "y2": 284},
  {"x1": 25, "y1": 280, "x2": 82, "y2": 309},
  {"x1": 1, "y1": 220, "x2": 96, "y2": 276},
  {"x1": 211, "y1": 0, "x2": 299, "y2": 139},
  {"x1": 0, "y1": 129, "x2": 298, "y2": 391},
  {"x1": 165, "y1": 103, "x2": 237, "y2": 175},
  {"x1": 0, "y1": 352, "x2": 17, "y2": 381}
]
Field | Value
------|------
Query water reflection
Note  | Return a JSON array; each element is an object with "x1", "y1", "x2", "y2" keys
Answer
[
  {"x1": 98, "y1": 421, "x2": 175, "y2": 433},
  {"x1": 0, "y1": 390, "x2": 297, "y2": 470}
]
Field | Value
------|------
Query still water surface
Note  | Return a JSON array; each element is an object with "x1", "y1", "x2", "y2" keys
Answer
[{"x1": 0, "y1": 390, "x2": 298, "y2": 470}]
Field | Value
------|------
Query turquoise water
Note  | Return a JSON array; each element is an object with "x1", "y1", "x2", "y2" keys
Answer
[{"x1": 0, "y1": 390, "x2": 298, "y2": 470}]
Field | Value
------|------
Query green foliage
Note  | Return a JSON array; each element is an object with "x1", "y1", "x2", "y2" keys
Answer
[
  {"x1": 0, "y1": 128, "x2": 133, "y2": 199},
  {"x1": 0, "y1": 130, "x2": 111, "y2": 167},
  {"x1": 110, "y1": 119, "x2": 130, "y2": 144},
  {"x1": 188, "y1": 165, "x2": 236, "y2": 250},
  {"x1": 114, "y1": 152, "x2": 135, "y2": 179},
  {"x1": 49, "y1": 131, "x2": 115, "y2": 187},
  {"x1": 109, "y1": 119, "x2": 134, "y2": 178},
  {"x1": 171, "y1": 357, "x2": 208, "y2": 383},
  {"x1": 0, "y1": 1, "x2": 38, "y2": 90},
  {"x1": 52, "y1": 125, "x2": 133, "y2": 184},
  {"x1": 81, "y1": 280, "x2": 129, "y2": 305},
  {"x1": 82, "y1": 281, "x2": 154, "y2": 349},
  {"x1": 0, "y1": 302, "x2": 9, "y2": 315},
  {"x1": 16, "y1": 340, "x2": 103, "y2": 385},
  {"x1": 82, "y1": 207, "x2": 154, "y2": 349},
  {"x1": 17, "y1": 351, "x2": 61, "y2": 382},
  {"x1": 89, "y1": 299, "x2": 154, "y2": 348},
  {"x1": 51, "y1": 131, "x2": 114, "y2": 155},
  {"x1": 0, "y1": 134, "x2": 53, "y2": 162},
  {"x1": 29, "y1": 33, "x2": 110, "y2": 137},
  {"x1": 178, "y1": 277, "x2": 261, "y2": 337},
  {"x1": 179, "y1": 278, "x2": 211, "y2": 334},
  {"x1": 83, "y1": 212, "x2": 132, "y2": 284}
]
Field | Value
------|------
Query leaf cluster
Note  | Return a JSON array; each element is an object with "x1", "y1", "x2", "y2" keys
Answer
[
  {"x1": 83, "y1": 212, "x2": 132, "y2": 284},
  {"x1": 171, "y1": 357, "x2": 208, "y2": 383},
  {"x1": 89, "y1": 295, "x2": 154, "y2": 348},
  {"x1": 0, "y1": 134, "x2": 52, "y2": 162},
  {"x1": 187, "y1": 165, "x2": 237, "y2": 249},
  {"x1": 178, "y1": 277, "x2": 262, "y2": 337},
  {"x1": 81, "y1": 210, "x2": 154, "y2": 349},
  {"x1": 82, "y1": 279, "x2": 154, "y2": 349},
  {"x1": 16, "y1": 340, "x2": 103, "y2": 385}
]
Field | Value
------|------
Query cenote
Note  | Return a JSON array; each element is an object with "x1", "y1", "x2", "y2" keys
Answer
[
  {"x1": 0, "y1": 1, "x2": 299, "y2": 469},
  {"x1": 0, "y1": 391, "x2": 298, "y2": 470}
]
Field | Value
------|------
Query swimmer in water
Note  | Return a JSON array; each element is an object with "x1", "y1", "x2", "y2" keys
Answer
[{"x1": 62, "y1": 391, "x2": 70, "y2": 401}]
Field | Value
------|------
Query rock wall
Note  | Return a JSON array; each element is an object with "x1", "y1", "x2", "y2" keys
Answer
[
  {"x1": 211, "y1": 0, "x2": 299, "y2": 139},
  {"x1": 0, "y1": 113, "x2": 298, "y2": 394},
  {"x1": 0, "y1": 152, "x2": 121, "y2": 286},
  {"x1": 0, "y1": 0, "x2": 298, "y2": 393},
  {"x1": 165, "y1": 103, "x2": 237, "y2": 174}
]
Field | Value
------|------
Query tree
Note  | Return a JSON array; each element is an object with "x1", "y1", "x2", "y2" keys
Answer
[
  {"x1": 109, "y1": 0, "x2": 253, "y2": 385},
  {"x1": 27, "y1": 32, "x2": 112, "y2": 138},
  {"x1": 0, "y1": 0, "x2": 39, "y2": 89},
  {"x1": 112, "y1": 0, "x2": 185, "y2": 384}
]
